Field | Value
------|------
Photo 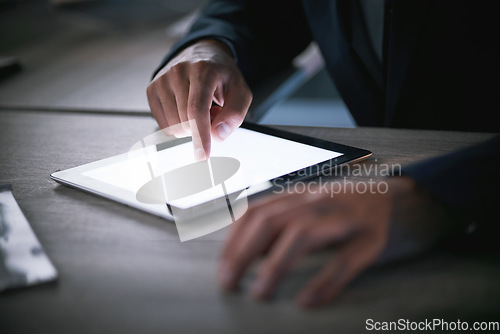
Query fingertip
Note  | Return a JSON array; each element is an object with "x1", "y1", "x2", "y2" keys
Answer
[
  {"x1": 250, "y1": 279, "x2": 271, "y2": 301},
  {"x1": 218, "y1": 262, "x2": 237, "y2": 291},
  {"x1": 194, "y1": 147, "x2": 207, "y2": 161},
  {"x1": 191, "y1": 128, "x2": 211, "y2": 161},
  {"x1": 296, "y1": 292, "x2": 324, "y2": 309}
]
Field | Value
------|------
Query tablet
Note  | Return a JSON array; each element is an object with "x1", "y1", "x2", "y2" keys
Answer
[{"x1": 51, "y1": 122, "x2": 371, "y2": 221}]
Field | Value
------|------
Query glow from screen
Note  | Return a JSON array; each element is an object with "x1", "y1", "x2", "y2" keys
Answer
[{"x1": 83, "y1": 128, "x2": 342, "y2": 208}]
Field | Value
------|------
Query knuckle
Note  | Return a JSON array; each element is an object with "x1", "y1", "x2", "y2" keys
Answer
[
  {"x1": 192, "y1": 59, "x2": 215, "y2": 70},
  {"x1": 187, "y1": 101, "x2": 208, "y2": 117},
  {"x1": 235, "y1": 75, "x2": 250, "y2": 92},
  {"x1": 247, "y1": 92, "x2": 253, "y2": 107},
  {"x1": 192, "y1": 61, "x2": 219, "y2": 81},
  {"x1": 150, "y1": 76, "x2": 172, "y2": 95},
  {"x1": 169, "y1": 63, "x2": 186, "y2": 80},
  {"x1": 146, "y1": 82, "x2": 158, "y2": 98},
  {"x1": 170, "y1": 61, "x2": 187, "y2": 73},
  {"x1": 246, "y1": 90, "x2": 253, "y2": 103}
]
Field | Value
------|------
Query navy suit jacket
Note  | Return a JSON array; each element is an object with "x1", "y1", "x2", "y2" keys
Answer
[{"x1": 155, "y1": 0, "x2": 500, "y2": 244}]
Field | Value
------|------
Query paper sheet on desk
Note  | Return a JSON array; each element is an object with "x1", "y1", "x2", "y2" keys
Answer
[{"x1": 0, "y1": 185, "x2": 57, "y2": 292}]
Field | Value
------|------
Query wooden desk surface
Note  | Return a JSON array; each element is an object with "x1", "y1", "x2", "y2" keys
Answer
[
  {"x1": 0, "y1": 1, "x2": 202, "y2": 113},
  {"x1": 0, "y1": 110, "x2": 499, "y2": 334}
]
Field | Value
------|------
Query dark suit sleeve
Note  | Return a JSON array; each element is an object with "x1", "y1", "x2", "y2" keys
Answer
[
  {"x1": 402, "y1": 135, "x2": 500, "y2": 244},
  {"x1": 153, "y1": 0, "x2": 313, "y2": 85}
]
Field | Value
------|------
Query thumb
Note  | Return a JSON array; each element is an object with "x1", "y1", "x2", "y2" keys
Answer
[{"x1": 211, "y1": 87, "x2": 251, "y2": 141}]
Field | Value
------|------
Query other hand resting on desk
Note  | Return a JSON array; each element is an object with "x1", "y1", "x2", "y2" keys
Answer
[{"x1": 218, "y1": 176, "x2": 455, "y2": 309}]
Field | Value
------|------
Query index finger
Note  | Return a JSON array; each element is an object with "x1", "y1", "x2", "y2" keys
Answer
[{"x1": 187, "y1": 77, "x2": 219, "y2": 160}]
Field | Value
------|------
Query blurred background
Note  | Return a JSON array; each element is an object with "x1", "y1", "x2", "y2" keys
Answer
[{"x1": 0, "y1": 0, "x2": 355, "y2": 127}]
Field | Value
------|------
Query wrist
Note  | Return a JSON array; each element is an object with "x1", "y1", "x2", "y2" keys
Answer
[
  {"x1": 197, "y1": 39, "x2": 235, "y2": 60},
  {"x1": 377, "y1": 176, "x2": 453, "y2": 263},
  {"x1": 385, "y1": 176, "x2": 418, "y2": 199}
]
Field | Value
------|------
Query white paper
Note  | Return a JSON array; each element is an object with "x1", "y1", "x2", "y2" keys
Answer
[{"x1": 0, "y1": 186, "x2": 58, "y2": 292}]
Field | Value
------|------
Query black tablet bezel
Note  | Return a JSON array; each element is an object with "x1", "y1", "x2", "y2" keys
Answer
[{"x1": 240, "y1": 122, "x2": 372, "y2": 183}]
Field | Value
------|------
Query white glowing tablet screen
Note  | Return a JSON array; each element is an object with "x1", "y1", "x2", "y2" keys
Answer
[{"x1": 82, "y1": 128, "x2": 342, "y2": 208}]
